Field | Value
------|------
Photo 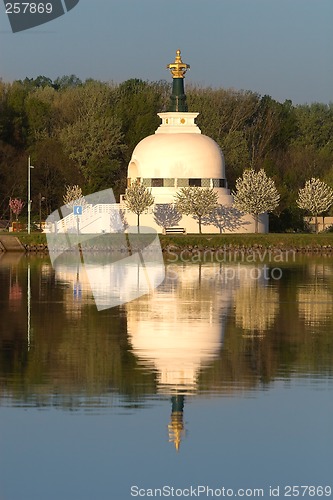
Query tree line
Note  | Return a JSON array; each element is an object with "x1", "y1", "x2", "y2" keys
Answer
[{"x1": 1, "y1": 74, "x2": 333, "y2": 231}]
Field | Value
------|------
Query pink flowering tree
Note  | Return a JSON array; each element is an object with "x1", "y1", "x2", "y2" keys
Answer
[{"x1": 9, "y1": 198, "x2": 24, "y2": 222}]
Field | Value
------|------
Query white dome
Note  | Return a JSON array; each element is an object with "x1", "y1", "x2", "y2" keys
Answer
[{"x1": 128, "y1": 133, "x2": 226, "y2": 180}]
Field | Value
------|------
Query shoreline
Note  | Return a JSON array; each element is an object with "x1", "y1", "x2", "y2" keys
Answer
[{"x1": 1, "y1": 232, "x2": 333, "y2": 254}]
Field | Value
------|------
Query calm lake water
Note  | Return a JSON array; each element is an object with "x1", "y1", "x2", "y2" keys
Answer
[{"x1": 0, "y1": 252, "x2": 332, "y2": 500}]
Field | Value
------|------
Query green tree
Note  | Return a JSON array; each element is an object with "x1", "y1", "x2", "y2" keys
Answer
[
  {"x1": 9, "y1": 198, "x2": 24, "y2": 221},
  {"x1": 232, "y1": 168, "x2": 280, "y2": 233},
  {"x1": 6, "y1": 81, "x2": 30, "y2": 146},
  {"x1": 292, "y1": 103, "x2": 333, "y2": 154},
  {"x1": 32, "y1": 137, "x2": 83, "y2": 215},
  {"x1": 25, "y1": 95, "x2": 53, "y2": 142},
  {"x1": 174, "y1": 187, "x2": 218, "y2": 234},
  {"x1": 58, "y1": 82, "x2": 125, "y2": 190},
  {"x1": 114, "y1": 79, "x2": 168, "y2": 162},
  {"x1": 125, "y1": 182, "x2": 154, "y2": 230},
  {"x1": 296, "y1": 178, "x2": 333, "y2": 233},
  {"x1": 246, "y1": 95, "x2": 297, "y2": 168},
  {"x1": 63, "y1": 185, "x2": 86, "y2": 208},
  {"x1": 53, "y1": 74, "x2": 82, "y2": 90}
]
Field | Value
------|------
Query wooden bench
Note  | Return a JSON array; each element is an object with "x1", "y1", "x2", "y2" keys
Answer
[{"x1": 164, "y1": 227, "x2": 186, "y2": 235}]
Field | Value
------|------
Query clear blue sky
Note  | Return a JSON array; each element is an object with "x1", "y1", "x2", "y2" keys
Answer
[{"x1": 0, "y1": 0, "x2": 332, "y2": 104}]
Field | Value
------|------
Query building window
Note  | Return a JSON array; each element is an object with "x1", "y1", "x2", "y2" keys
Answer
[
  {"x1": 177, "y1": 178, "x2": 189, "y2": 187},
  {"x1": 152, "y1": 178, "x2": 164, "y2": 187},
  {"x1": 189, "y1": 178, "x2": 201, "y2": 187},
  {"x1": 201, "y1": 178, "x2": 210, "y2": 187},
  {"x1": 142, "y1": 178, "x2": 152, "y2": 187},
  {"x1": 212, "y1": 179, "x2": 226, "y2": 188},
  {"x1": 164, "y1": 178, "x2": 175, "y2": 187},
  {"x1": 136, "y1": 178, "x2": 226, "y2": 189}
]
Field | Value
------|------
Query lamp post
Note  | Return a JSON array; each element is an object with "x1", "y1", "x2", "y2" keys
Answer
[{"x1": 28, "y1": 156, "x2": 34, "y2": 234}]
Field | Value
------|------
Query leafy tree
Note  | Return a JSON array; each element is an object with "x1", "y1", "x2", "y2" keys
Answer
[
  {"x1": 20, "y1": 75, "x2": 53, "y2": 89},
  {"x1": 246, "y1": 95, "x2": 297, "y2": 168},
  {"x1": 6, "y1": 81, "x2": 30, "y2": 146},
  {"x1": 292, "y1": 103, "x2": 333, "y2": 155},
  {"x1": 32, "y1": 137, "x2": 82, "y2": 215},
  {"x1": 114, "y1": 79, "x2": 167, "y2": 163},
  {"x1": 25, "y1": 95, "x2": 53, "y2": 141},
  {"x1": 174, "y1": 187, "x2": 218, "y2": 234},
  {"x1": 296, "y1": 178, "x2": 333, "y2": 233},
  {"x1": 220, "y1": 130, "x2": 250, "y2": 189},
  {"x1": 63, "y1": 185, "x2": 86, "y2": 208},
  {"x1": 58, "y1": 82, "x2": 125, "y2": 190},
  {"x1": 124, "y1": 182, "x2": 154, "y2": 230},
  {"x1": 53, "y1": 75, "x2": 82, "y2": 90},
  {"x1": 9, "y1": 198, "x2": 24, "y2": 221},
  {"x1": 187, "y1": 85, "x2": 259, "y2": 142},
  {"x1": 232, "y1": 168, "x2": 280, "y2": 233}
]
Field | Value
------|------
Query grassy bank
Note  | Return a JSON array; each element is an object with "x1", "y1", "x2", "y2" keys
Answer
[
  {"x1": 11, "y1": 232, "x2": 47, "y2": 245},
  {"x1": 160, "y1": 233, "x2": 333, "y2": 250},
  {"x1": 2, "y1": 231, "x2": 333, "y2": 251}
]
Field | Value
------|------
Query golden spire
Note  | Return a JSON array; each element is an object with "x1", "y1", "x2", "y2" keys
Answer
[{"x1": 167, "y1": 49, "x2": 190, "y2": 79}]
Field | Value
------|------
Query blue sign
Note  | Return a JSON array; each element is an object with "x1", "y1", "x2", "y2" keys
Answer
[{"x1": 73, "y1": 205, "x2": 83, "y2": 216}]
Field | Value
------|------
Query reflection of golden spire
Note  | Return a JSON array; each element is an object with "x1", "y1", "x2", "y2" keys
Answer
[
  {"x1": 168, "y1": 395, "x2": 185, "y2": 451},
  {"x1": 168, "y1": 411, "x2": 185, "y2": 451},
  {"x1": 167, "y1": 49, "x2": 190, "y2": 78}
]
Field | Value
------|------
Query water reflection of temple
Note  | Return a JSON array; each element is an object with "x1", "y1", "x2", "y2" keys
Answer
[
  {"x1": 1, "y1": 256, "x2": 333, "y2": 424},
  {"x1": 127, "y1": 264, "x2": 230, "y2": 449},
  {"x1": 52, "y1": 259, "x2": 282, "y2": 449}
]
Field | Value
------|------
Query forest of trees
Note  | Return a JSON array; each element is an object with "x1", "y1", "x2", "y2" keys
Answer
[{"x1": 1, "y1": 74, "x2": 333, "y2": 231}]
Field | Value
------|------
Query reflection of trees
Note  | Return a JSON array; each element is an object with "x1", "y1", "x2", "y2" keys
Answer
[
  {"x1": 307, "y1": 262, "x2": 333, "y2": 280},
  {"x1": 234, "y1": 283, "x2": 279, "y2": 337},
  {"x1": 153, "y1": 204, "x2": 181, "y2": 229},
  {"x1": 297, "y1": 286, "x2": 333, "y2": 325}
]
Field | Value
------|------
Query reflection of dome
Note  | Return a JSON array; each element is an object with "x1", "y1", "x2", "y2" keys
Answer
[
  {"x1": 129, "y1": 132, "x2": 226, "y2": 181},
  {"x1": 127, "y1": 264, "x2": 228, "y2": 393},
  {"x1": 128, "y1": 312, "x2": 221, "y2": 391}
]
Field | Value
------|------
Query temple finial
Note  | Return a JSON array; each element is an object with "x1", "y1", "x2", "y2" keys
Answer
[{"x1": 167, "y1": 49, "x2": 190, "y2": 79}]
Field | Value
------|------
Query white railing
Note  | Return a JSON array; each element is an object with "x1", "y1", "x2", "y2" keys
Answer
[{"x1": 55, "y1": 204, "x2": 123, "y2": 233}]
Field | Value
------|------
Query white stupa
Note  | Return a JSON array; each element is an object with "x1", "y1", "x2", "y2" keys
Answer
[{"x1": 121, "y1": 50, "x2": 268, "y2": 233}]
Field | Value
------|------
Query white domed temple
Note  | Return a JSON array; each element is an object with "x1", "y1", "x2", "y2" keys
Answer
[
  {"x1": 48, "y1": 50, "x2": 268, "y2": 235},
  {"x1": 120, "y1": 50, "x2": 268, "y2": 234}
]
